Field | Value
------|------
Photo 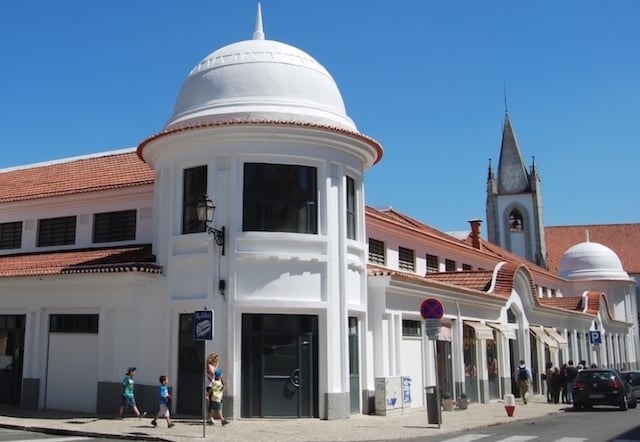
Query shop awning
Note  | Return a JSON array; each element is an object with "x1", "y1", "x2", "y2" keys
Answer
[
  {"x1": 529, "y1": 326, "x2": 558, "y2": 349},
  {"x1": 487, "y1": 322, "x2": 516, "y2": 340},
  {"x1": 464, "y1": 321, "x2": 495, "y2": 340},
  {"x1": 544, "y1": 327, "x2": 568, "y2": 349}
]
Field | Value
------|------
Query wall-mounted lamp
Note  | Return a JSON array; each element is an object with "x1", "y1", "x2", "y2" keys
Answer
[{"x1": 196, "y1": 194, "x2": 225, "y2": 255}]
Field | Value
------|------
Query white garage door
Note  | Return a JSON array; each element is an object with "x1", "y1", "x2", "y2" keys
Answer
[
  {"x1": 401, "y1": 338, "x2": 424, "y2": 408},
  {"x1": 46, "y1": 333, "x2": 99, "y2": 413}
]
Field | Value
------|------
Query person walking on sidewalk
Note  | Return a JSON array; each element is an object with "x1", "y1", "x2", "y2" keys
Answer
[
  {"x1": 117, "y1": 367, "x2": 146, "y2": 419},
  {"x1": 207, "y1": 368, "x2": 229, "y2": 426},
  {"x1": 151, "y1": 375, "x2": 174, "y2": 428},
  {"x1": 516, "y1": 360, "x2": 532, "y2": 404}
]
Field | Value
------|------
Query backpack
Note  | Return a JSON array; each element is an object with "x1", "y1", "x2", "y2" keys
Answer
[{"x1": 518, "y1": 367, "x2": 528, "y2": 381}]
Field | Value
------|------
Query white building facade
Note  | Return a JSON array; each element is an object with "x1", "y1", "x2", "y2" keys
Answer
[{"x1": 0, "y1": 7, "x2": 637, "y2": 419}]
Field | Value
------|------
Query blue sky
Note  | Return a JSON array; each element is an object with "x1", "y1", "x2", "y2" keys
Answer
[{"x1": 1, "y1": 1, "x2": 638, "y2": 232}]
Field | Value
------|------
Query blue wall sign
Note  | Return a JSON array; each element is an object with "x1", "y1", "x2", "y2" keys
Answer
[{"x1": 194, "y1": 310, "x2": 213, "y2": 341}]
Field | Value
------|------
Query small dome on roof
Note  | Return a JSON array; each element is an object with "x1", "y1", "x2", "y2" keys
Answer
[
  {"x1": 164, "y1": 6, "x2": 355, "y2": 132},
  {"x1": 558, "y1": 241, "x2": 629, "y2": 281}
]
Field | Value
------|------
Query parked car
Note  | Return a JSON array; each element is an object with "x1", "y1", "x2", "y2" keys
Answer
[
  {"x1": 620, "y1": 371, "x2": 640, "y2": 402},
  {"x1": 572, "y1": 368, "x2": 637, "y2": 410}
]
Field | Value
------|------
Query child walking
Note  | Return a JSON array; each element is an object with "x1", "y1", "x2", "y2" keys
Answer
[
  {"x1": 207, "y1": 368, "x2": 229, "y2": 426},
  {"x1": 151, "y1": 375, "x2": 174, "y2": 428},
  {"x1": 117, "y1": 367, "x2": 146, "y2": 419}
]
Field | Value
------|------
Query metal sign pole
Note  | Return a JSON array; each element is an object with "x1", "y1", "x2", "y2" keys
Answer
[
  {"x1": 202, "y1": 355, "x2": 206, "y2": 438},
  {"x1": 433, "y1": 338, "x2": 441, "y2": 429}
]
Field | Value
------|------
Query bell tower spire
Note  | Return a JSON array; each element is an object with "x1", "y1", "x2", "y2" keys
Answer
[{"x1": 486, "y1": 110, "x2": 548, "y2": 269}]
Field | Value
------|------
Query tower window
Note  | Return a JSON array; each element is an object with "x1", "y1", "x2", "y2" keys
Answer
[
  {"x1": 243, "y1": 163, "x2": 317, "y2": 234},
  {"x1": 509, "y1": 210, "x2": 523, "y2": 231}
]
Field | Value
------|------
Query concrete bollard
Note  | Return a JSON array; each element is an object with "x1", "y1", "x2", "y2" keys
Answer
[{"x1": 504, "y1": 394, "x2": 516, "y2": 417}]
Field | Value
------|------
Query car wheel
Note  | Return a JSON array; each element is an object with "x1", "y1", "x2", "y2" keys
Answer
[
  {"x1": 572, "y1": 402, "x2": 581, "y2": 411},
  {"x1": 620, "y1": 395, "x2": 628, "y2": 411},
  {"x1": 630, "y1": 399, "x2": 637, "y2": 409}
]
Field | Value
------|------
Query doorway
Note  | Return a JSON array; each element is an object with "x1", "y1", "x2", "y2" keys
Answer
[
  {"x1": 177, "y1": 313, "x2": 205, "y2": 416},
  {"x1": 0, "y1": 315, "x2": 25, "y2": 405},
  {"x1": 241, "y1": 314, "x2": 318, "y2": 418}
]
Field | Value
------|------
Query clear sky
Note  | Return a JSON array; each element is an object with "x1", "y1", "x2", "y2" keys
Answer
[{"x1": 1, "y1": 1, "x2": 638, "y2": 232}]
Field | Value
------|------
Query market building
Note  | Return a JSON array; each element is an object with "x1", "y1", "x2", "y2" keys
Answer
[{"x1": 0, "y1": 5, "x2": 637, "y2": 418}]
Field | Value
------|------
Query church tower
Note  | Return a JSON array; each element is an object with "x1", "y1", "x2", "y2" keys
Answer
[{"x1": 486, "y1": 112, "x2": 548, "y2": 268}]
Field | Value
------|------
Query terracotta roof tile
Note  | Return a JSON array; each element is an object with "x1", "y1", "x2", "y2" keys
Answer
[
  {"x1": 545, "y1": 224, "x2": 640, "y2": 274},
  {"x1": 0, "y1": 151, "x2": 154, "y2": 203},
  {"x1": 537, "y1": 296, "x2": 583, "y2": 311},
  {"x1": 424, "y1": 270, "x2": 493, "y2": 292},
  {"x1": 0, "y1": 245, "x2": 160, "y2": 277}
]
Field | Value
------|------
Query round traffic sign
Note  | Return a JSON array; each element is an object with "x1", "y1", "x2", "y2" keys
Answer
[{"x1": 420, "y1": 298, "x2": 444, "y2": 319}]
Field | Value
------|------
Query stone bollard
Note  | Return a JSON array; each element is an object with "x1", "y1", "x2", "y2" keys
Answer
[{"x1": 504, "y1": 394, "x2": 516, "y2": 417}]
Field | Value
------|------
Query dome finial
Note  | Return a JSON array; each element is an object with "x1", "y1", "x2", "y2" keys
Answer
[{"x1": 253, "y1": 2, "x2": 265, "y2": 40}]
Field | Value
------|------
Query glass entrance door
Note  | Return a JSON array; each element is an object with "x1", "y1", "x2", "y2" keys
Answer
[{"x1": 241, "y1": 314, "x2": 318, "y2": 418}]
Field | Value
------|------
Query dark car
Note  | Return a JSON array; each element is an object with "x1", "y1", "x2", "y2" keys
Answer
[
  {"x1": 572, "y1": 368, "x2": 637, "y2": 410},
  {"x1": 620, "y1": 371, "x2": 640, "y2": 402}
]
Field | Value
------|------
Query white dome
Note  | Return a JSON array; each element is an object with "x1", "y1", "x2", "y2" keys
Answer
[
  {"x1": 558, "y1": 241, "x2": 629, "y2": 281},
  {"x1": 165, "y1": 37, "x2": 356, "y2": 131}
]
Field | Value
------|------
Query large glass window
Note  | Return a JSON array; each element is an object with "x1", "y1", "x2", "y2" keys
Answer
[
  {"x1": 37, "y1": 216, "x2": 76, "y2": 247},
  {"x1": 346, "y1": 176, "x2": 356, "y2": 240},
  {"x1": 93, "y1": 210, "x2": 136, "y2": 243},
  {"x1": 0, "y1": 221, "x2": 22, "y2": 250},
  {"x1": 182, "y1": 166, "x2": 207, "y2": 234},
  {"x1": 243, "y1": 163, "x2": 317, "y2": 234}
]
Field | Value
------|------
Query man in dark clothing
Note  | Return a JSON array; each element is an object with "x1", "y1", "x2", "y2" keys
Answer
[{"x1": 565, "y1": 360, "x2": 578, "y2": 404}]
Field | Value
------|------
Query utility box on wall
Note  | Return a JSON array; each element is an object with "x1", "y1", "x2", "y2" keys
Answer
[{"x1": 375, "y1": 376, "x2": 402, "y2": 415}]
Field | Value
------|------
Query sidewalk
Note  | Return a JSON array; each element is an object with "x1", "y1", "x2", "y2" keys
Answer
[{"x1": 0, "y1": 396, "x2": 568, "y2": 442}]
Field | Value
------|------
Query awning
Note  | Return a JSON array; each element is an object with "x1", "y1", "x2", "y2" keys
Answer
[
  {"x1": 464, "y1": 321, "x2": 495, "y2": 340},
  {"x1": 529, "y1": 326, "x2": 558, "y2": 349},
  {"x1": 487, "y1": 322, "x2": 516, "y2": 340},
  {"x1": 544, "y1": 327, "x2": 569, "y2": 349}
]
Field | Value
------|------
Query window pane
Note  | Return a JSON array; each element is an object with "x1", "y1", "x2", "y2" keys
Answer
[
  {"x1": 0, "y1": 221, "x2": 22, "y2": 249},
  {"x1": 368, "y1": 238, "x2": 385, "y2": 265},
  {"x1": 93, "y1": 210, "x2": 136, "y2": 243},
  {"x1": 445, "y1": 259, "x2": 456, "y2": 272},
  {"x1": 346, "y1": 176, "x2": 356, "y2": 240},
  {"x1": 243, "y1": 163, "x2": 317, "y2": 234},
  {"x1": 182, "y1": 166, "x2": 208, "y2": 234},
  {"x1": 426, "y1": 254, "x2": 438, "y2": 273},
  {"x1": 37, "y1": 216, "x2": 76, "y2": 247},
  {"x1": 399, "y1": 247, "x2": 415, "y2": 271}
]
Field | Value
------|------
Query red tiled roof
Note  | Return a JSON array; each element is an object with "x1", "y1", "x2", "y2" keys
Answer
[
  {"x1": 537, "y1": 296, "x2": 583, "y2": 311},
  {"x1": 0, "y1": 151, "x2": 154, "y2": 203},
  {"x1": 0, "y1": 245, "x2": 160, "y2": 277},
  {"x1": 424, "y1": 270, "x2": 493, "y2": 293},
  {"x1": 137, "y1": 120, "x2": 384, "y2": 165},
  {"x1": 545, "y1": 224, "x2": 640, "y2": 274}
]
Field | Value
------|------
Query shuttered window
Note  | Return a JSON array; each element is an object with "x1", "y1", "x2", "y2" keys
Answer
[
  {"x1": 93, "y1": 210, "x2": 136, "y2": 243},
  {"x1": 37, "y1": 216, "x2": 76, "y2": 247},
  {"x1": 0, "y1": 221, "x2": 22, "y2": 249},
  {"x1": 399, "y1": 247, "x2": 415, "y2": 271},
  {"x1": 368, "y1": 238, "x2": 385, "y2": 265}
]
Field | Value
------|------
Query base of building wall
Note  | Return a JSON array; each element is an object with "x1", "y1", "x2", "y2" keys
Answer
[
  {"x1": 362, "y1": 389, "x2": 375, "y2": 415},
  {"x1": 324, "y1": 392, "x2": 349, "y2": 420},
  {"x1": 21, "y1": 378, "x2": 39, "y2": 409}
]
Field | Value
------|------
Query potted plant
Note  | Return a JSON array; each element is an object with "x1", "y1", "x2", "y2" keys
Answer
[
  {"x1": 441, "y1": 391, "x2": 454, "y2": 411},
  {"x1": 457, "y1": 392, "x2": 469, "y2": 410}
]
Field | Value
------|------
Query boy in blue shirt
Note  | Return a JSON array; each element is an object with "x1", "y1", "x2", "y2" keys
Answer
[{"x1": 151, "y1": 375, "x2": 174, "y2": 428}]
